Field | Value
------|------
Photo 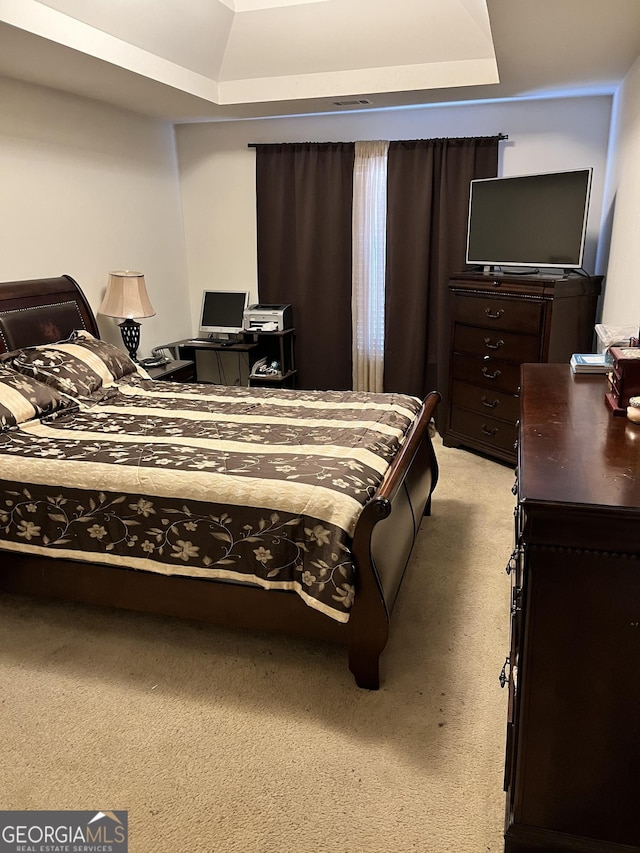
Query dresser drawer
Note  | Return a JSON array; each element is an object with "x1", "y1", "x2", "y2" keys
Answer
[
  {"x1": 452, "y1": 379, "x2": 520, "y2": 423},
  {"x1": 453, "y1": 325, "x2": 541, "y2": 362},
  {"x1": 450, "y1": 407, "x2": 518, "y2": 454},
  {"x1": 453, "y1": 294, "x2": 543, "y2": 334},
  {"x1": 452, "y1": 353, "x2": 521, "y2": 395}
]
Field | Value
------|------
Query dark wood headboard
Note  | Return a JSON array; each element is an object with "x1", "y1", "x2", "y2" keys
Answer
[{"x1": 0, "y1": 275, "x2": 99, "y2": 354}]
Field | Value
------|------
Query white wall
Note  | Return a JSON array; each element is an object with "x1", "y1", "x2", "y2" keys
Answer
[
  {"x1": 0, "y1": 77, "x2": 191, "y2": 357},
  {"x1": 599, "y1": 56, "x2": 640, "y2": 326},
  {"x1": 175, "y1": 94, "x2": 613, "y2": 332},
  {"x1": 1, "y1": 77, "x2": 624, "y2": 355}
]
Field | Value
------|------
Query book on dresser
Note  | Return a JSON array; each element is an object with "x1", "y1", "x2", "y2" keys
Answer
[{"x1": 569, "y1": 352, "x2": 609, "y2": 374}]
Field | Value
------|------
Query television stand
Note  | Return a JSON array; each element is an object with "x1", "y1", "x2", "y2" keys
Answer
[
  {"x1": 496, "y1": 266, "x2": 540, "y2": 275},
  {"x1": 478, "y1": 266, "x2": 591, "y2": 279},
  {"x1": 477, "y1": 265, "x2": 542, "y2": 276}
]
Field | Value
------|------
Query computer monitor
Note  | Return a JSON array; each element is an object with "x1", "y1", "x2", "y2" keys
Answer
[{"x1": 198, "y1": 290, "x2": 249, "y2": 341}]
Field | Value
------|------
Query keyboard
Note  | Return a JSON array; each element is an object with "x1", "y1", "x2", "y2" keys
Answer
[{"x1": 186, "y1": 338, "x2": 240, "y2": 346}]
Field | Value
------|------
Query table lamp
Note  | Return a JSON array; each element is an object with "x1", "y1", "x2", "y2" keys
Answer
[{"x1": 98, "y1": 270, "x2": 155, "y2": 362}]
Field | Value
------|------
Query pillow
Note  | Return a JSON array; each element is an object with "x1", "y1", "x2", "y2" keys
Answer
[
  {"x1": 5, "y1": 330, "x2": 137, "y2": 397},
  {"x1": 0, "y1": 366, "x2": 73, "y2": 431}
]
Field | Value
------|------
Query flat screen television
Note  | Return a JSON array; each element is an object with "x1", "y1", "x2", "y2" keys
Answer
[
  {"x1": 199, "y1": 290, "x2": 249, "y2": 341},
  {"x1": 465, "y1": 168, "x2": 592, "y2": 271}
]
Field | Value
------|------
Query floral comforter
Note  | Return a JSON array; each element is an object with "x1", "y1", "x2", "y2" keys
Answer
[{"x1": 0, "y1": 376, "x2": 422, "y2": 622}]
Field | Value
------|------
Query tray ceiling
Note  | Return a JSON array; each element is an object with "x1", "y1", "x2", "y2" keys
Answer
[{"x1": 0, "y1": 0, "x2": 638, "y2": 121}]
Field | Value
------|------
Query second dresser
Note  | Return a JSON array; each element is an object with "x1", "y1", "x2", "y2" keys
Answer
[{"x1": 442, "y1": 270, "x2": 602, "y2": 464}]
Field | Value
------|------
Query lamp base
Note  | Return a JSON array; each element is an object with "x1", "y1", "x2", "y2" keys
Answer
[{"x1": 119, "y1": 318, "x2": 141, "y2": 362}]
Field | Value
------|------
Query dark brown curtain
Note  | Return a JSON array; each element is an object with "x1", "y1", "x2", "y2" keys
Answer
[
  {"x1": 384, "y1": 137, "x2": 500, "y2": 404},
  {"x1": 255, "y1": 142, "x2": 355, "y2": 390}
]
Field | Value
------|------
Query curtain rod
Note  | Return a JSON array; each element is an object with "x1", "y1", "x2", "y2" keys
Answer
[{"x1": 247, "y1": 134, "x2": 508, "y2": 148}]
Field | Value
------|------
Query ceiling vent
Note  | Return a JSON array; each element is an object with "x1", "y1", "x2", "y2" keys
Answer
[{"x1": 333, "y1": 98, "x2": 372, "y2": 106}]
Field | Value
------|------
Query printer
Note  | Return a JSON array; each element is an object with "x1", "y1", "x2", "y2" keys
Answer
[{"x1": 243, "y1": 303, "x2": 293, "y2": 332}]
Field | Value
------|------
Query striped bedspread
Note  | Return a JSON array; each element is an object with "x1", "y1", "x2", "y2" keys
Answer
[{"x1": 0, "y1": 376, "x2": 422, "y2": 622}]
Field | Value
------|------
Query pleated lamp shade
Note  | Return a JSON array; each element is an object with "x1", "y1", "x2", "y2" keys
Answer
[
  {"x1": 98, "y1": 271, "x2": 155, "y2": 362},
  {"x1": 98, "y1": 271, "x2": 155, "y2": 320}
]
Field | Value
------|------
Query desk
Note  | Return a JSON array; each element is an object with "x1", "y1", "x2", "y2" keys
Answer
[
  {"x1": 170, "y1": 330, "x2": 296, "y2": 387},
  {"x1": 504, "y1": 364, "x2": 640, "y2": 852}
]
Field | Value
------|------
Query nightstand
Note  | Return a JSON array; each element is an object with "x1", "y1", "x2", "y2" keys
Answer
[{"x1": 145, "y1": 359, "x2": 195, "y2": 382}]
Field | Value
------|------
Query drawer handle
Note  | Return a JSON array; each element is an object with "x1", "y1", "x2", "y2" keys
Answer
[
  {"x1": 481, "y1": 424, "x2": 499, "y2": 436},
  {"x1": 484, "y1": 336, "x2": 505, "y2": 350},
  {"x1": 481, "y1": 395, "x2": 499, "y2": 408},
  {"x1": 485, "y1": 308, "x2": 504, "y2": 319},
  {"x1": 499, "y1": 657, "x2": 510, "y2": 688},
  {"x1": 482, "y1": 366, "x2": 502, "y2": 380}
]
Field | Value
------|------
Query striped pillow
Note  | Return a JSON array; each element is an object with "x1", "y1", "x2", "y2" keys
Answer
[
  {"x1": 0, "y1": 367, "x2": 72, "y2": 431},
  {"x1": 5, "y1": 330, "x2": 138, "y2": 397}
]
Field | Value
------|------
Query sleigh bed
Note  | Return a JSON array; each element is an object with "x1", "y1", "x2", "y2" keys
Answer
[{"x1": 0, "y1": 275, "x2": 440, "y2": 688}]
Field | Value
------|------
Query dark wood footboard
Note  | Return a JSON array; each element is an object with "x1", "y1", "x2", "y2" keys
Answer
[{"x1": 348, "y1": 391, "x2": 440, "y2": 688}]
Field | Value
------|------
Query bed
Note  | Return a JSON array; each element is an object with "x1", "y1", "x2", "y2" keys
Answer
[{"x1": 0, "y1": 275, "x2": 440, "y2": 688}]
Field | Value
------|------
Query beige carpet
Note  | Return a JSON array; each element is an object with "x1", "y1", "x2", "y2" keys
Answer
[{"x1": 0, "y1": 435, "x2": 515, "y2": 853}]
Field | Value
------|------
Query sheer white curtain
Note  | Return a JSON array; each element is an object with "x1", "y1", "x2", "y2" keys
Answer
[{"x1": 352, "y1": 140, "x2": 389, "y2": 392}]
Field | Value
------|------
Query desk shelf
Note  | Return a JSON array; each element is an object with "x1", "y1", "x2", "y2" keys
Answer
[
  {"x1": 248, "y1": 369, "x2": 297, "y2": 390},
  {"x1": 171, "y1": 328, "x2": 296, "y2": 388}
]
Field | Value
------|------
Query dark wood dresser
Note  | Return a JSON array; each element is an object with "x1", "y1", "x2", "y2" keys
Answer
[
  {"x1": 504, "y1": 364, "x2": 640, "y2": 853},
  {"x1": 443, "y1": 271, "x2": 602, "y2": 463}
]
